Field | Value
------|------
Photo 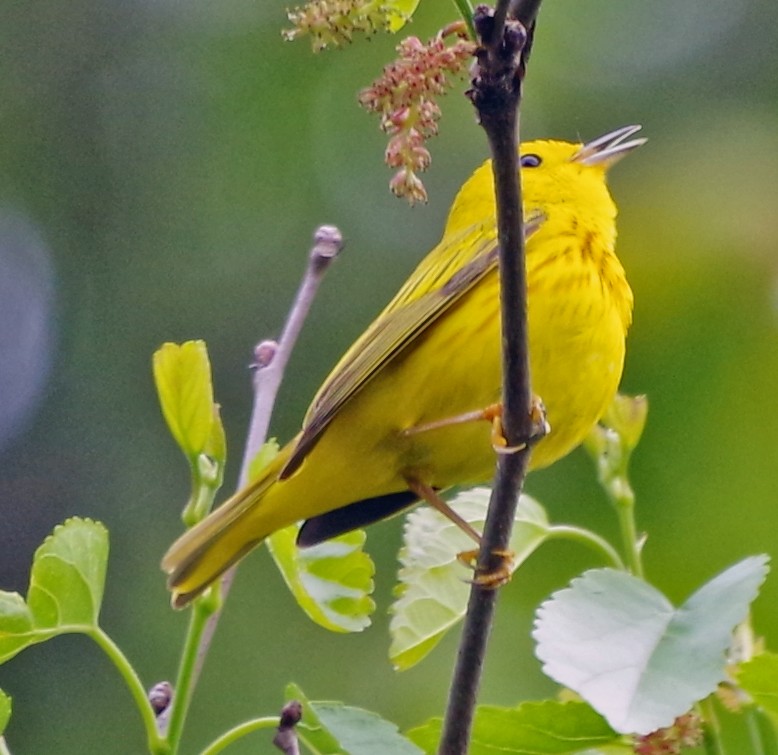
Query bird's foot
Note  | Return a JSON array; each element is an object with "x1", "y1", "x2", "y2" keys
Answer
[
  {"x1": 487, "y1": 397, "x2": 550, "y2": 454},
  {"x1": 457, "y1": 548, "x2": 516, "y2": 588}
]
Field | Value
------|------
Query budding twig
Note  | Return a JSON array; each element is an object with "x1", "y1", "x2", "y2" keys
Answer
[
  {"x1": 193, "y1": 225, "x2": 343, "y2": 687},
  {"x1": 240, "y1": 225, "x2": 344, "y2": 486},
  {"x1": 272, "y1": 700, "x2": 303, "y2": 755},
  {"x1": 148, "y1": 680, "x2": 173, "y2": 735}
]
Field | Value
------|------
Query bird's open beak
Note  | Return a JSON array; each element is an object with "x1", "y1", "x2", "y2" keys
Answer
[{"x1": 573, "y1": 125, "x2": 647, "y2": 168}]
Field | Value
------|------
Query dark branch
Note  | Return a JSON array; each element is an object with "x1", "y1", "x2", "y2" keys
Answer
[{"x1": 438, "y1": 2, "x2": 541, "y2": 752}]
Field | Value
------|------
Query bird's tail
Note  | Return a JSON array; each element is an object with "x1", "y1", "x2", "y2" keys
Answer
[{"x1": 161, "y1": 443, "x2": 294, "y2": 608}]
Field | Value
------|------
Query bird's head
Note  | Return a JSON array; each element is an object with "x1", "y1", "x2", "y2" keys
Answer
[
  {"x1": 444, "y1": 125, "x2": 645, "y2": 238},
  {"x1": 520, "y1": 125, "x2": 646, "y2": 220}
]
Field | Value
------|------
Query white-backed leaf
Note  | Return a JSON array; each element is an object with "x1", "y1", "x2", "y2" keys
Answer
[
  {"x1": 533, "y1": 556, "x2": 770, "y2": 734},
  {"x1": 390, "y1": 488, "x2": 549, "y2": 670},
  {"x1": 267, "y1": 525, "x2": 375, "y2": 633}
]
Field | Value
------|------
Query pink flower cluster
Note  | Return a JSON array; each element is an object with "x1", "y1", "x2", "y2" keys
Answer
[
  {"x1": 633, "y1": 713, "x2": 703, "y2": 755},
  {"x1": 283, "y1": 0, "x2": 392, "y2": 51},
  {"x1": 359, "y1": 33, "x2": 476, "y2": 203}
]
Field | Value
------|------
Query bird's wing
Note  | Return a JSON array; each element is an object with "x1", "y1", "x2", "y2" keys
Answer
[{"x1": 280, "y1": 216, "x2": 543, "y2": 479}]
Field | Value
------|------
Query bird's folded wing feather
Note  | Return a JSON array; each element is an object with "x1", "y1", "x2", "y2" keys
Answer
[{"x1": 281, "y1": 216, "x2": 543, "y2": 479}]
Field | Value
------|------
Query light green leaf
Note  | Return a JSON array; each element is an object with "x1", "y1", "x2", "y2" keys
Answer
[
  {"x1": 390, "y1": 488, "x2": 549, "y2": 670},
  {"x1": 247, "y1": 438, "x2": 280, "y2": 483},
  {"x1": 599, "y1": 393, "x2": 648, "y2": 453},
  {"x1": 0, "y1": 688, "x2": 11, "y2": 734},
  {"x1": 737, "y1": 652, "x2": 778, "y2": 716},
  {"x1": 534, "y1": 556, "x2": 770, "y2": 734},
  {"x1": 267, "y1": 525, "x2": 375, "y2": 633},
  {"x1": 289, "y1": 682, "x2": 423, "y2": 755},
  {"x1": 204, "y1": 404, "x2": 227, "y2": 470},
  {"x1": 0, "y1": 518, "x2": 108, "y2": 664},
  {"x1": 386, "y1": 0, "x2": 420, "y2": 32},
  {"x1": 0, "y1": 592, "x2": 34, "y2": 663},
  {"x1": 407, "y1": 701, "x2": 621, "y2": 754},
  {"x1": 153, "y1": 340, "x2": 216, "y2": 459}
]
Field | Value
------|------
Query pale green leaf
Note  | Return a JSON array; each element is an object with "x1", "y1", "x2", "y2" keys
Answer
[
  {"x1": 204, "y1": 404, "x2": 227, "y2": 469},
  {"x1": 407, "y1": 701, "x2": 621, "y2": 754},
  {"x1": 289, "y1": 683, "x2": 423, "y2": 755},
  {"x1": 0, "y1": 592, "x2": 34, "y2": 663},
  {"x1": 0, "y1": 688, "x2": 10, "y2": 734},
  {"x1": 286, "y1": 683, "x2": 343, "y2": 754},
  {"x1": 28, "y1": 517, "x2": 108, "y2": 627},
  {"x1": 268, "y1": 524, "x2": 375, "y2": 633},
  {"x1": 599, "y1": 393, "x2": 648, "y2": 452},
  {"x1": 737, "y1": 652, "x2": 778, "y2": 716},
  {"x1": 247, "y1": 438, "x2": 280, "y2": 482},
  {"x1": 534, "y1": 556, "x2": 770, "y2": 734},
  {"x1": 386, "y1": 0, "x2": 420, "y2": 32},
  {"x1": 390, "y1": 488, "x2": 549, "y2": 670},
  {"x1": 0, "y1": 518, "x2": 108, "y2": 664},
  {"x1": 153, "y1": 340, "x2": 216, "y2": 458}
]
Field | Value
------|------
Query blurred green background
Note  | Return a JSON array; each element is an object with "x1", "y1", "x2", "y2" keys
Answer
[{"x1": 1, "y1": 0, "x2": 777, "y2": 751}]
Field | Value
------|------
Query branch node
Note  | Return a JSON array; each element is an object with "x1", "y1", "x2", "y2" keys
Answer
[
  {"x1": 148, "y1": 680, "x2": 173, "y2": 717},
  {"x1": 273, "y1": 700, "x2": 303, "y2": 755},
  {"x1": 311, "y1": 224, "x2": 344, "y2": 264},
  {"x1": 467, "y1": 8, "x2": 528, "y2": 118},
  {"x1": 252, "y1": 339, "x2": 279, "y2": 370}
]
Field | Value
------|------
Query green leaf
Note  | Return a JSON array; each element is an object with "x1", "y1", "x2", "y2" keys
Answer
[
  {"x1": 267, "y1": 525, "x2": 375, "y2": 633},
  {"x1": 0, "y1": 592, "x2": 34, "y2": 663},
  {"x1": 153, "y1": 340, "x2": 216, "y2": 459},
  {"x1": 737, "y1": 652, "x2": 778, "y2": 716},
  {"x1": 390, "y1": 488, "x2": 549, "y2": 670},
  {"x1": 599, "y1": 393, "x2": 648, "y2": 453},
  {"x1": 407, "y1": 701, "x2": 621, "y2": 755},
  {"x1": 0, "y1": 688, "x2": 11, "y2": 734},
  {"x1": 204, "y1": 404, "x2": 227, "y2": 470},
  {"x1": 533, "y1": 556, "x2": 770, "y2": 735},
  {"x1": 0, "y1": 518, "x2": 108, "y2": 664},
  {"x1": 247, "y1": 438, "x2": 280, "y2": 482},
  {"x1": 289, "y1": 683, "x2": 423, "y2": 755},
  {"x1": 386, "y1": 0, "x2": 421, "y2": 32}
]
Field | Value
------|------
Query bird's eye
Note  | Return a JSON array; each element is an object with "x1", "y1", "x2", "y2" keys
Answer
[{"x1": 520, "y1": 153, "x2": 542, "y2": 168}]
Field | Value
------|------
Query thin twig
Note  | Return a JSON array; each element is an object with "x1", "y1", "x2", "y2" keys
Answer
[
  {"x1": 438, "y1": 0, "x2": 542, "y2": 751},
  {"x1": 192, "y1": 225, "x2": 344, "y2": 686},
  {"x1": 240, "y1": 225, "x2": 345, "y2": 487}
]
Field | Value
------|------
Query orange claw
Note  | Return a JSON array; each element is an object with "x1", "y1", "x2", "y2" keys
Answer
[
  {"x1": 483, "y1": 397, "x2": 550, "y2": 454},
  {"x1": 457, "y1": 548, "x2": 516, "y2": 589}
]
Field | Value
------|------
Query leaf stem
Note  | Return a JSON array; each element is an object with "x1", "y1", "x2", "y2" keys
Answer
[
  {"x1": 546, "y1": 525, "x2": 625, "y2": 570},
  {"x1": 199, "y1": 717, "x2": 279, "y2": 755},
  {"x1": 699, "y1": 697, "x2": 727, "y2": 755},
  {"x1": 745, "y1": 706, "x2": 776, "y2": 755},
  {"x1": 166, "y1": 599, "x2": 214, "y2": 753},
  {"x1": 450, "y1": 0, "x2": 476, "y2": 39},
  {"x1": 0, "y1": 737, "x2": 11, "y2": 755},
  {"x1": 89, "y1": 628, "x2": 169, "y2": 754},
  {"x1": 613, "y1": 484, "x2": 643, "y2": 578}
]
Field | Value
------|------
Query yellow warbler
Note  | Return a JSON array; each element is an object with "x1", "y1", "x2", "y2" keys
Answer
[{"x1": 163, "y1": 125, "x2": 645, "y2": 607}]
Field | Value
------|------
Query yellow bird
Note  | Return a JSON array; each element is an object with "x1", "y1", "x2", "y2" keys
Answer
[{"x1": 163, "y1": 125, "x2": 645, "y2": 607}]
